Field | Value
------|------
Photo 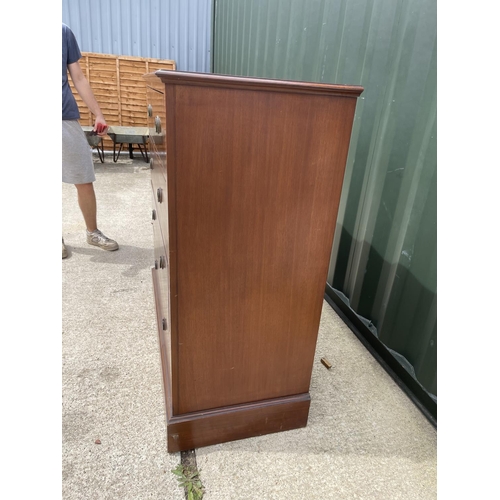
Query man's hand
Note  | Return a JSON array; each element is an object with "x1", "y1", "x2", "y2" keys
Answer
[{"x1": 94, "y1": 117, "x2": 108, "y2": 136}]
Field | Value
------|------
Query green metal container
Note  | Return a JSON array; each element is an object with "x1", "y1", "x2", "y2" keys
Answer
[{"x1": 213, "y1": 0, "x2": 437, "y2": 418}]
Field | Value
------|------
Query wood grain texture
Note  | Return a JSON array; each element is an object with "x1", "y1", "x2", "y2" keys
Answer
[
  {"x1": 147, "y1": 70, "x2": 363, "y2": 449},
  {"x1": 166, "y1": 394, "x2": 311, "y2": 453}
]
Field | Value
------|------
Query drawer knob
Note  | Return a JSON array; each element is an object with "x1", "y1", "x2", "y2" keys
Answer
[
  {"x1": 162, "y1": 318, "x2": 168, "y2": 331},
  {"x1": 150, "y1": 157, "x2": 154, "y2": 170},
  {"x1": 154, "y1": 260, "x2": 158, "y2": 270},
  {"x1": 157, "y1": 187, "x2": 163, "y2": 203},
  {"x1": 148, "y1": 104, "x2": 153, "y2": 117},
  {"x1": 152, "y1": 209, "x2": 156, "y2": 220},
  {"x1": 155, "y1": 116, "x2": 162, "y2": 134}
]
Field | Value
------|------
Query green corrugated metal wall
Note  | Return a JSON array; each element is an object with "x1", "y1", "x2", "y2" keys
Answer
[{"x1": 212, "y1": 0, "x2": 437, "y2": 411}]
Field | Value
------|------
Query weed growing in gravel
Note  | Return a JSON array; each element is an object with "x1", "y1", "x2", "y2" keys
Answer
[{"x1": 172, "y1": 463, "x2": 205, "y2": 500}]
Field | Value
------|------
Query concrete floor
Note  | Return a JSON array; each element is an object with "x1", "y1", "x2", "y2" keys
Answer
[{"x1": 62, "y1": 154, "x2": 437, "y2": 499}]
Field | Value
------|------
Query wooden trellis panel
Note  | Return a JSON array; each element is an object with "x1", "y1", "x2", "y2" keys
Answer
[{"x1": 69, "y1": 52, "x2": 176, "y2": 151}]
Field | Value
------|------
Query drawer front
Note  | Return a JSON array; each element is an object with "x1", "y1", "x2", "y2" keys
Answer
[
  {"x1": 152, "y1": 217, "x2": 171, "y2": 328},
  {"x1": 152, "y1": 264, "x2": 172, "y2": 392},
  {"x1": 151, "y1": 204, "x2": 169, "y2": 275},
  {"x1": 151, "y1": 181, "x2": 171, "y2": 310},
  {"x1": 150, "y1": 149, "x2": 167, "y2": 188},
  {"x1": 151, "y1": 190, "x2": 172, "y2": 380},
  {"x1": 151, "y1": 176, "x2": 169, "y2": 241},
  {"x1": 146, "y1": 84, "x2": 166, "y2": 156},
  {"x1": 146, "y1": 81, "x2": 167, "y2": 190}
]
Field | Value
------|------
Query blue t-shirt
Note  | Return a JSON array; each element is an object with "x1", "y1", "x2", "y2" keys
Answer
[{"x1": 62, "y1": 23, "x2": 81, "y2": 120}]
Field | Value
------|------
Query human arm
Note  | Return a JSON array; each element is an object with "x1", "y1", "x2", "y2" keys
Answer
[{"x1": 67, "y1": 60, "x2": 108, "y2": 136}]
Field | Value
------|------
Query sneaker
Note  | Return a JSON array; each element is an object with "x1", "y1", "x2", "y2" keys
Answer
[
  {"x1": 86, "y1": 229, "x2": 119, "y2": 251},
  {"x1": 62, "y1": 238, "x2": 68, "y2": 259}
]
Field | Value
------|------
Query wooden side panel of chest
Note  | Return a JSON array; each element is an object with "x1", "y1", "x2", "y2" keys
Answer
[{"x1": 145, "y1": 71, "x2": 363, "y2": 452}]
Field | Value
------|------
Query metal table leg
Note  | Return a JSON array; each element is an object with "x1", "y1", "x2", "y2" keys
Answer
[
  {"x1": 113, "y1": 142, "x2": 124, "y2": 162},
  {"x1": 96, "y1": 137, "x2": 105, "y2": 163}
]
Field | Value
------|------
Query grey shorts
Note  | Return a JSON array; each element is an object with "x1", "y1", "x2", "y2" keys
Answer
[{"x1": 62, "y1": 120, "x2": 96, "y2": 184}]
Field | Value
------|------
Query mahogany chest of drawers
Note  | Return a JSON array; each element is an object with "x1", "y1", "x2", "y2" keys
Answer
[{"x1": 144, "y1": 70, "x2": 362, "y2": 452}]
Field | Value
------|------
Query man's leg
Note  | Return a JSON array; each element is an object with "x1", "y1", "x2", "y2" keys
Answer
[
  {"x1": 75, "y1": 182, "x2": 119, "y2": 251},
  {"x1": 75, "y1": 182, "x2": 97, "y2": 232}
]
